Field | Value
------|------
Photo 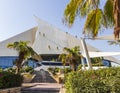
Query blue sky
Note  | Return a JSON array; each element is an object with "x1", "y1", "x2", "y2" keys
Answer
[{"x1": 0, "y1": 0, "x2": 120, "y2": 60}]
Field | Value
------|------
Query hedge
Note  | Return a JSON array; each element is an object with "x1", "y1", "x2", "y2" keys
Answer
[
  {"x1": 0, "y1": 71, "x2": 23, "y2": 89},
  {"x1": 65, "y1": 67, "x2": 120, "y2": 93}
]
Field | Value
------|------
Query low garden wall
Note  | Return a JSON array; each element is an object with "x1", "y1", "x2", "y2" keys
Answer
[{"x1": 0, "y1": 87, "x2": 21, "y2": 93}]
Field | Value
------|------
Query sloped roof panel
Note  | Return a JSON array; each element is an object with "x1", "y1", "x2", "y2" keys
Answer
[{"x1": 0, "y1": 27, "x2": 37, "y2": 56}]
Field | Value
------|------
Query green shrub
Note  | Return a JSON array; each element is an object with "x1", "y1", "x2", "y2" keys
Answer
[
  {"x1": 54, "y1": 67, "x2": 60, "y2": 73},
  {"x1": 65, "y1": 67, "x2": 120, "y2": 93},
  {"x1": 77, "y1": 64, "x2": 82, "y2": 71},
  {"x1": 64, "y1": 68, "x2": 72, "y2": 74},
  {"x1": 5, "y1": 66, "x2": 34, "y2": 74},
  {"x1": 48, "y1": 67, "x2": 60, "y2": 75},
  {"x1": 20, "y1": 66, "x2": 34, "y2": 74},
  {"x1": 48, "y1": 67, "x2": 53, "y2": 72},
  {"x1": 48, "y1": 67, "x2": 72, "y2": 75},
  {"x1": 84, "y1": 63, "x2": 104, "y2": 66},
  {"x1": 5, "y1": 67, "x2": 16, "y2": 73},
  {"x1": 0, "y1": 71, "x2": 23, "y2": 89},
  {"x1": 0, "y1": 68, "x2": 3, "y2": 72}
]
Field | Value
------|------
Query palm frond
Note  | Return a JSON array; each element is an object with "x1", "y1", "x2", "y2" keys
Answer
[
  {"x1": 63, "y1": 0, "x2": 100, "y2": 27},
  {"x1": 64, "y1": 0, "x2": 81, "y2": 26},
  {"x1": 7, "y1": 44, "x2": 14, "y2": 48},
  {"x1": 104, "y1": 0, "x2": 114, "y2": 27},
  {"x1": 79, "y1": 0, "x2": 89, "y2": 17},
  {"x1": 83, "y1": 9, "x2": 106, "y2": 38},
  {"x1": 59, "y1": 53, "x2": 67, "y2": 65}
]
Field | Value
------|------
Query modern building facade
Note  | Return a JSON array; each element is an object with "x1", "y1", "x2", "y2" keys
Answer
[{"x1": 0, "y1": 17, "x2": 120, "y2": 68}]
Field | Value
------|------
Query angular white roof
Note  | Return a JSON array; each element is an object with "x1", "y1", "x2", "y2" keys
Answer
[
  {"x1": 0, "y1": 17, "x2": 120, "y2": 64},
  {"x1": 82, "y1": 52, "x2": 120, "y2": 58},
  {"x1": 0, "y1": 18, "x2": 99, "y2": 56},
  {"x1": 32, "y1": 18, "x2": 99, "y2": 54},
  {"x1": 0, "y1": 27, "x2": 37, "y2": 56},
  {"x1": 95, "y1": 34, "x2": 120, "y2": 40}
]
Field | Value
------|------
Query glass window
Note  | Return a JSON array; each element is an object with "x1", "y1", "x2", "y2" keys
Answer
[
  {"x1": 0, "y1": 56, "x2": 17, "y2": 69},
  {"x1": 42, "y1": 62, "x2": 50, "y2": 65},
  {"x1": 102, "y1": 59, "x2": 111, "y2": 67}
]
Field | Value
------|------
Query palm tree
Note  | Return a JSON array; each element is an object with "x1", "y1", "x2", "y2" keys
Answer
[
  {"x1": 59, "y1": 54, "x2": 67, "y2": 66},
  {"x1": 64, "y1": 0, "x2": 120, "y2": 39},
  {"x1": 59, "y1": 46, "x2": 82, "y2": 71},
  {"x1": 91, "y1": 57, "x2": 103, "y2": 66},
  {"x1": 7, "y1": 41, "x2": 38, "y2": 73}
]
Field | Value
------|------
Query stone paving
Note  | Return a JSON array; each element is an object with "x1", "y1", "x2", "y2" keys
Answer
[
  {"x1": 21, "y1": 70, "x2": 63, "y2": 93},
  {"x1": 21, "y1": 83, "x2": 62, "y2": 93},
  {"x1": 31, "y1": 70, "x2": 57, "y2": 83}
]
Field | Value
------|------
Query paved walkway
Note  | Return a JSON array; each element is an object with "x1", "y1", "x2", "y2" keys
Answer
[
  {"x1": 21, "y1": 83, "x2": 63, "y2": 93},
  {"x1": 21, "y1": 70, "x2": 64, "y2": 93},
  {"x1": 31, "y1": 70, "x2": 57, "y2": 83}
]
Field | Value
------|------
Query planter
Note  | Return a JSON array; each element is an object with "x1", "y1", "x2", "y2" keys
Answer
[
  {"x1": 23, "y1": 74, "x2": 36, "y2": 83},
  {"x1": 58, "y1": 74, "x2": 64, "y2": 84},
  {"x1": 59, "y1": 87, "x2": 66, "y2": 93},
  {"x1": 0, "y1": 87, "x2": 21, "y2": 93},
  {"x1": 48, "y1": 71, "x2": 64, "y2": 83}
]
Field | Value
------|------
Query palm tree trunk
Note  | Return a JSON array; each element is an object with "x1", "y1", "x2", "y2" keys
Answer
[
  {"x1": 71, "y1": 60, "x2": 77, "y2": 71},
  {"x1": 16, "y1": 66, "x2": 20, "y2": 74},
  {"x1": 16, "y1": 52, "x2": 24, "y2": 74},
  {"x1": 16, "y1": 60, "x2": 22, "y2": 74},
  {"x1": 71, "y1": 63, "x2": 77, "y2": 71},
  {"x1": 114, "y1": 0, "x2": 120, "y2": 38}
]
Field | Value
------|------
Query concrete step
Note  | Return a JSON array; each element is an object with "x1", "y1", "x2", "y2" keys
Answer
[{"x1": 21, "y1": 89, "x2": 60, "y2": 93}]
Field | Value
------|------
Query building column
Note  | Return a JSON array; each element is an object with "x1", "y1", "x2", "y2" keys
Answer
[{"x1": 80, "y1": 38, "x2": 92, "y2": 70}]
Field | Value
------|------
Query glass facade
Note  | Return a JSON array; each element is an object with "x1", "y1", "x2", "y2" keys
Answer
[
  {"x1": 25, "y1": 59, "x2": 37, "y2": 68},
  {"x1": 102, "y1": 59, "x2": 111, "y2": 67},
  {"x1": 0, "y1": 56, "x2": 112, "y2": 69},
  {"x1": 0, "y1": 56, "x2": 17, "y2": 69},
  {"x1": 83, "y1": 58, "x2": 111, "y2": 67},
  {"x1": 0, "y1": 56, "x2": 38, "y2": 69}
]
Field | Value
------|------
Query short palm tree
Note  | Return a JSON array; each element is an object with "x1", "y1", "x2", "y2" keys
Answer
[
  {"x1": 7, "y1": 41, "x2": 38, "y2": 73},
  {"x1": 91, "y1": 57, "x2": 103, "y2": 66},
  {"x1": 64, "y1": 0, "x2": 120, "y2": 39},
  {"x1": 59, "y1": 46, "x2": 82, "y2": 71}
]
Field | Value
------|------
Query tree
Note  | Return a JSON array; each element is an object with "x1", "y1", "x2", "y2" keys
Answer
[
  {"x1": 64, "y1": 0, "x2": 120, "y2": 39},
  {"x1": 7, "y1": 41, "x2": 38, "y2": 73},
  {"x1": 91, "y1": 57, "x2": 103, "y2": 66},
  {"x1": 59, "y1": 46, "x2": 82, "y2": 71}
]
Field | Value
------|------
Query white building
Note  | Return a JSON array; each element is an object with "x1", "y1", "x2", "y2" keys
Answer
[{"x1": 0, "y1": 17, "x2": 120, "y2": 68}]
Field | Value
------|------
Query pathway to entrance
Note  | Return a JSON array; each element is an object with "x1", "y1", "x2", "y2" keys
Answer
[
  {"x1": 21, "y1": 70, "x2": 63, "y2": 93},
  {"x1": 21, "y1": 83, "x2": 62, "y2": 93}
]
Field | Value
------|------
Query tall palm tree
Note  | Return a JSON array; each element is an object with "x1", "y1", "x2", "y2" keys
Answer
[
  {"x1": 64, "y1": 0, "x2": 120, "y2": 39},
  {"x1": 59, "y1": 46, "x2": 82, "y2": 71},
  {"x1": 7, "y1": 41, "x2": 38, "y2": 73}
]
